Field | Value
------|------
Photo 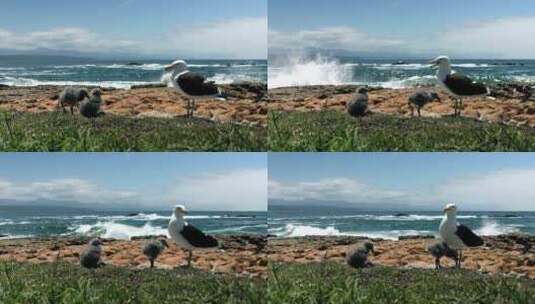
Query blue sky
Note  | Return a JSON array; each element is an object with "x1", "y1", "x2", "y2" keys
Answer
[
  {"x1": 0, "y1": 153, "x2": 267, "y2": 211},
  {"x1": 269, "y1": 153, "x2": 535, "y2": 211},
  {"x1": 0, "y1": 0, "x2": 267, "y2": 59},
  {"x1": 269, "y1": 0, "x2": 535, "y2": 58}
]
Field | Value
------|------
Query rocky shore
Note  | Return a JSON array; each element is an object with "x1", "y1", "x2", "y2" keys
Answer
[
  {"x1": 268, "y1": 83, "x2": 535, "y2": 127},
  {"x1": 267, "y1": 234, "x2": 535, "y2": 279},
  {"x1": 0, "y1": 82, "x2": 267, "y2": 126},
  {"x1": 0, "y1": 235, "x2": 267, "y2": 278}
]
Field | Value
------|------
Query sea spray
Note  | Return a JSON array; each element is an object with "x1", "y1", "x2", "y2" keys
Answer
[
  {"x1": 268, "y1": 55, "x2": 353, "y2": 88},
  {"x1": 476, "y1": 219, "x2": 521, "y2": 236}
]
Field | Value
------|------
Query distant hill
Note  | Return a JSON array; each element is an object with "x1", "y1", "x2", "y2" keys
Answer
[{"x1": 268, "y1": 199, "x2": 432, "y2": 212}]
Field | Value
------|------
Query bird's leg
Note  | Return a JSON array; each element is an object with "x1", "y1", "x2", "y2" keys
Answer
[
  {"x1": 150, "y1": 259, "x2": 154, "y2": 268},
  {"x1": 410, "y1": 105, "x2": 414, "y2": 117},
  {"x1": 187, "y1": 250, "x2": 192, "y2": 267},
  {"x1": 457, "y1": 250, "x2": 462, "y2": 268},
  {"x1": 435, "y1": 258, "x2": 440, "y2": 270},
  {"x1": 70, "y1": 106, "x2": 74, "y2": 115},
  {"x1": 186, "y1": 99, "x2": 194, "y2": 118},
  {"x1": 192, "y1": 99, "x2": 196, "y2": 117},
  {"x1": 418, "y1": 107, "x2": 421, "y2": 117}
]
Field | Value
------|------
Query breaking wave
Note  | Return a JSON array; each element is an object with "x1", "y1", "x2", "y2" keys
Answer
[
  {"x1": 475, "y1": 220, "x2": 522, "y2": 236},
  {"x1": 271, "y1": 224, "x2": 433, "y2": 240},
  {"x1": 71, "y1": 221, "x2": 167, "y2": 240},
  {"x1": 0, "y1": 76, "x2": 158, "y2": 89},
  {"x1": 268, "y1": 56, "x2": 353, "y2": 89}
]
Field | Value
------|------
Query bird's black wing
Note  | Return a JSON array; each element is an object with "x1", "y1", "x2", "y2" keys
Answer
[
  {"x1": 177, "y1": 72, "x2": 219, "y2": 96},
  {"x1": 456, "y1": 224, "x2": 484, "y2": 247},
  {"x1": 444, "y1": 73, "x2": 487, "y2": 96},
  {"x1": 180, "y1": 224, "x2": 218, "y2": 248}
]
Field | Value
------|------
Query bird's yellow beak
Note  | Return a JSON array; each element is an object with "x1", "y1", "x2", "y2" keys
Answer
[{"x1": 429, "y1": 60, "x2": 439, "y2": 69}]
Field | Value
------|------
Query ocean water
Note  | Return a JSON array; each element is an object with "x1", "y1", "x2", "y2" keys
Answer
[
  {"x1": 0, "y1": 206, "x2": 267, "y2": 240},
  {"x1": 268, "y1": 55, "x2": 535, "y2": 89},
  {"x1": 0, "y1": 56, "x2": 267, "y2": 89},
  {"x1": 269, "y1": 207, "x2": 535, "y2": 240}
]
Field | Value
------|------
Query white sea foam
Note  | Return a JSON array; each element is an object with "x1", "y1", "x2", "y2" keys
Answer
[
  {"x1": 0, "y1": 76, "x2": 158, "y2": 89},
  {"x1": 71, "y1": 221, "x2": 167, "y2": 240},
  {"x1": 271, "y1": 224, "x2": 433, "y2": 240},
  {"x1": 268, "y1": 56, "x2": 353, "y2": 89},
  {"x1": 475, "y1": 220, "x2": 522, "y2": 236},
  {"x1": 280, "y1": 214, "x2": 477, "y2": 222},
  {"x1": 511, "y1": 75, "x2": 535, "y2": 83},
  {"x1": 452, "y1": 63, "x2": 491, "y2": 68}
]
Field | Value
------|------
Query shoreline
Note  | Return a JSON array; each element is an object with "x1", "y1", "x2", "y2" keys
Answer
[
  {"x1": 267, "y1": 234, "x2": 535, "y2": 279},
  {"x1": 0, "y1": 234, "x2": 267, "y2": 278},
  {"x1": 0, "y1": 82, "x2": 267, "y2": 126},
  {"x1": 268, "y1": 83, "x2": 535, "y2": 127}
]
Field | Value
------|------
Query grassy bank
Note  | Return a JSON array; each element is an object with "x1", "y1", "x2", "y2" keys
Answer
[
  {"x1": 269, "y1": 110, "x2": 535, "y2": 151},
  {"x1": 268, "y1": 262, "x2": 535, "y2": 304},
  {"x1": 0, "y1": 111, "x2": 266, "y2": 151},
  {"x1": 0, "y1": 261, "x2": 265, "y2": 304}
]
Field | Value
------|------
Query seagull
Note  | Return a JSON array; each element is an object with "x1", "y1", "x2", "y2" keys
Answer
[
  {"x1": 427, "y1": 240, "x2": 458, "y2": 269},
  {"x1": 408, "y1": 91, "x2": 441, "y2": 117},
  {"x1": 163, "y1": 60, "x2": 226, "y2": 118},
  {"x1": 429, "y1": 56, "x2": 488, "y2": 116},
  {"x1": 346, "y1": 87, "x2": 369, "y2": 117},
  {"x1": 439, "y1": 203, "x2": 483, "y2": 268},
  {"x1": 167, "y1": 205, "x2": 218, "y2": 267},
  {"x1": 80, "y1": 88, "x2": 105, "y2": 127},
  {"x1": 345, "y1": 241, "x2": 374, "y2": 268},
  {"x1": 143, "y1": 238, "x2": 169, "y2": 268},
  {"x1": 80, "y1": 238, "x2": 104, "y2": 269}
]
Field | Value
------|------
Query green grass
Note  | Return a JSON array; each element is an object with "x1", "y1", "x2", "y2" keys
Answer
[
  {"x1": 268, "y1": 262, "x2": 535, "y2": 304},
  {"x1": 0, "y1": 111, "x2": 266, "y2": 151},
  {"x1": 0, "y1": 261, "x2": 265, "y2": 304},
  {"x1": 269, "y1": 110, "x2": 535, "y2": 151}
]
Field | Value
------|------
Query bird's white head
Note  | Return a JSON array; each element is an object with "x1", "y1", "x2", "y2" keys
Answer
[
  {"x1": 173, "y1": 204, "x2": 189, "y2": 217},
  {"x1": 429, "y1": 56, "x2": 450, "y2": 70},
  {"x1": 164, "y1": 60, "x2": 188, "y2": 73},
  {"x1": 443, "y1": 203, "x2": 457, "y2": 216}
]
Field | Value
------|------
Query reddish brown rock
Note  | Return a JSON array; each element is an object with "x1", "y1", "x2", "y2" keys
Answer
[
  {"x1": 0, "y1": 84, "x2": 267, "y2": 126},
  {"x1": 268, "y1": 85, "x2": 535, "y2": 127}
]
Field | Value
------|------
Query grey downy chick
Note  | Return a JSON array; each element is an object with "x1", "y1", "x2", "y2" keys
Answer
[
  {"x1": 346, "y1": 241, "x2": 374, "y2": 268},
  {"x1": 408, "y1": 91, "x2": 441, "y2": 117},
  {"x1": 80, "y1": 89, "x2": 105, "y2": 126},
  {"x1": 80, "y1": 238, "x2": 104, "y2": 269},
  {"x1": 143, "y1": 239, "x2": 169, "y2": 268},
  {"x1": 59, "y1": 87, "x2": 89, "y2": 115},
  {"x1": 346, "y1": 87, "x2": 369, "y2": 117},
  {"x1": 427, "y1": 240, "x2": 458, "y2": 269}
]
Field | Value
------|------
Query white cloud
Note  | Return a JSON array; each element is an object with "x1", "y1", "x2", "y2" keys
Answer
[
  {"x1": 270, "y1": 169, "x2": 535, "y2": 211},
  {"x1": 269, "y1": 178, "x2": 409, "y2": 204},
  {"x1": 435, "y1": 169, "x2": 535, "y2": 211},
  {"x1": 0, "y1": 27, "x2": 137, "y2": 53},
  {"x1": 167, "y1": 169, "x2": 267, "y2": 211},
  {"x1": 434, "y1": 17, "x2": 535, "y2": 59},
  {"x1": 269, "y1": 26, "x2": 404, "y2": 52},
  {"x1": 0, "y1": 16, "x2": 267, "y2": 59},
  {"x1": 161, "y1": 17, "x2": 267, "y2": 59},
  {"x1": 0, "y1": 178, "x2": 138, "y2": 204},
  {"x1": 0, "y1": 168, "x2": 268, "y2": 211}
]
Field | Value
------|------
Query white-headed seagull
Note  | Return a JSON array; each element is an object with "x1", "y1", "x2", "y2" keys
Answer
[
  {"x1": 167, "y1": 205, "x2": 218, "y2": 267},
  {"x1": 439, "y1": 203, "x2": 483, "y2": 268},
  {"x1": 164, "y1": 60, "x2": 226, "y2": 118},
  {"x1": 430, "y1": 56, "x2": 489, "y2": 116}
]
